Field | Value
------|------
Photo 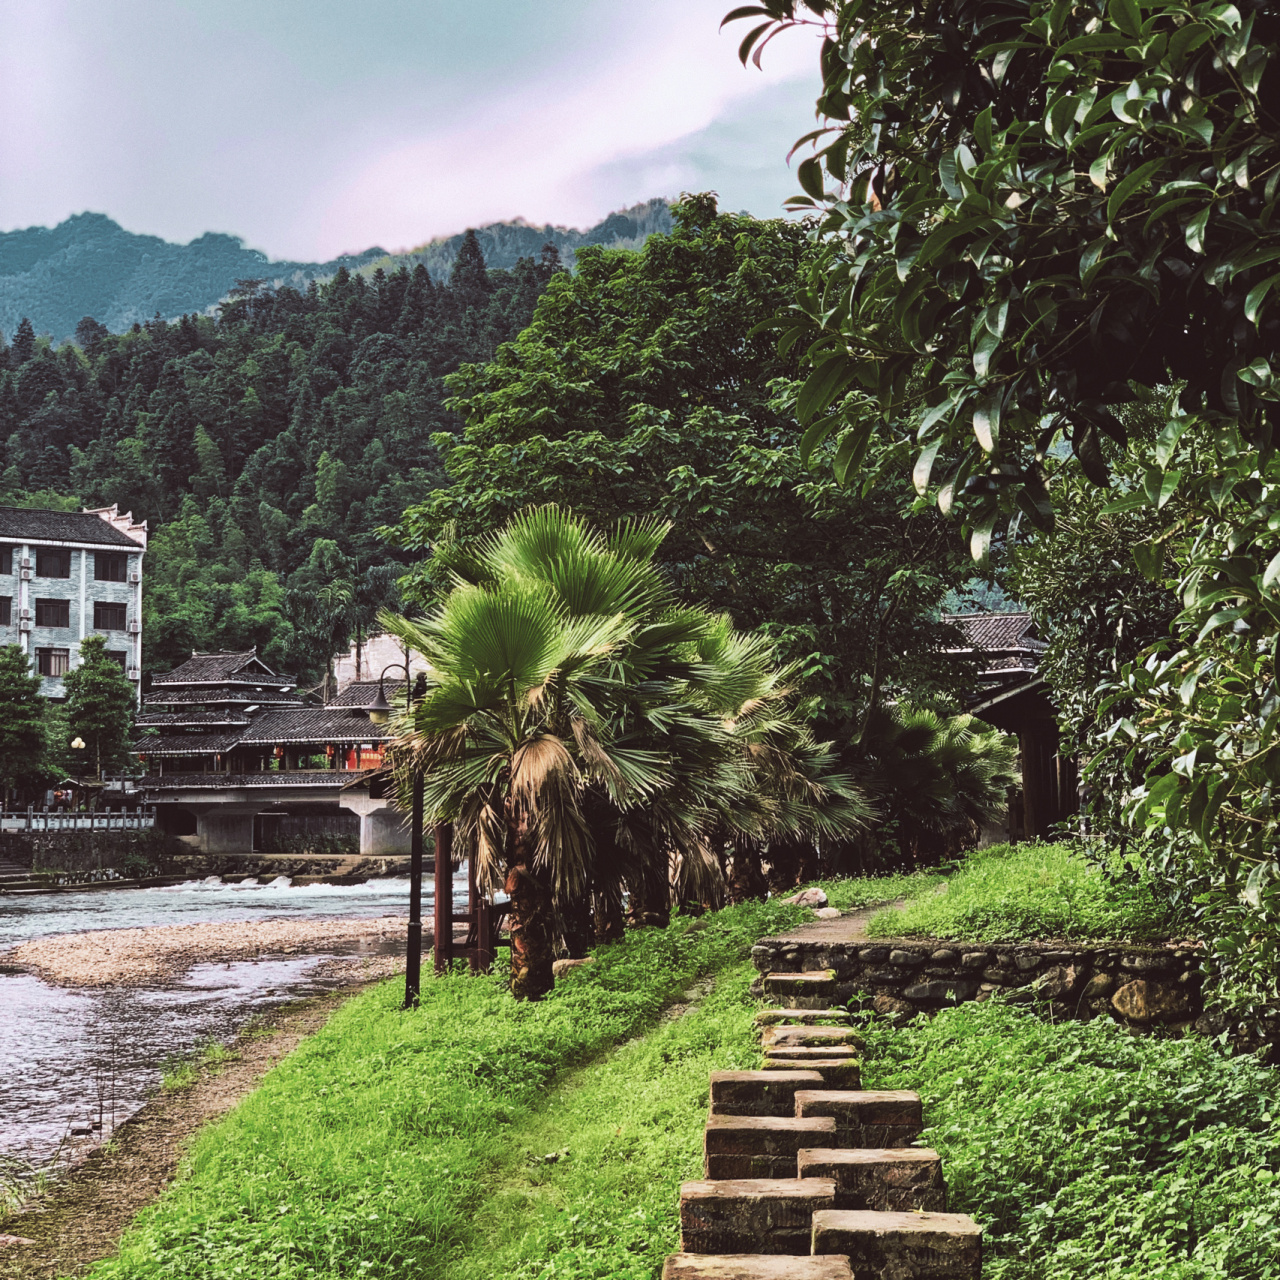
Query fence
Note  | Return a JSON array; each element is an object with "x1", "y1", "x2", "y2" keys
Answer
[{"x1": 0, "y1": 807, "x2": 156, "y2": 832}]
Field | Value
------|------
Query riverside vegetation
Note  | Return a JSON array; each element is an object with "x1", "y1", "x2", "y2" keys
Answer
[{"x1": 75, "y1": 857, "x2": 1280, "y2": 1280}]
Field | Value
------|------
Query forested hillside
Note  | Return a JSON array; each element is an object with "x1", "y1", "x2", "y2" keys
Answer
[
  {"x1": 0, "y1": 202, "x2": 670, "y2": 345},
  {"x1": 0, "y1": 235, "x2": 565, "y2": 684}
]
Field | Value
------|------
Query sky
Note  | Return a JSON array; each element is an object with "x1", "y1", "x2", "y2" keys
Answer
[{"x1": 0, "y1": 1, "x2": 824, "y2": 262}]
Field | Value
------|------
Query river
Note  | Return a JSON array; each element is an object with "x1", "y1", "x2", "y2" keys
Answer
[{"x1": 0, "y1": 873, "x2": 464, "y2": 1191}]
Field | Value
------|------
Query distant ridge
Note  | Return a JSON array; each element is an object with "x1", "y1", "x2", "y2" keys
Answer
[
  {"x1": 0, "y1": 201, "x2": 673, "y2": 345},
  {"x1": 383, "y1": 198, "x2": 673, "y2": 281}
]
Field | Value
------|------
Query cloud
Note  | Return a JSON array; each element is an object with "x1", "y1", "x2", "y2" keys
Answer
[{"x1": 0, "y1": 0, "x2": 825, "y2": 259}]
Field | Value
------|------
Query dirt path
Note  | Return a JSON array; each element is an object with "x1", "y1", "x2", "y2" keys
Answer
[{"x1": 0, "y1": 981, "x2": 381, "y2": 1279}]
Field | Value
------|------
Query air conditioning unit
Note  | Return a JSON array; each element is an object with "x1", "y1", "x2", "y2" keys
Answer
[
  {"x1": 19, "y1": 568, "x2": 31, "y2": 580},
  {"x1": 127, "y1": 620, "x2": 141, "y2": 634},
  {"x1": 129, "y1": 571, "x2": 141, "y2": 584},
  {"x1": 18, "y1": 620, "x2": 31, "y2": 632},
  {"x1": 19, "y1": 607, "x2": 30, "y2": 619},
  {"x1": 126, "y1": 667, "x2": 140, "y2": 680},
  {"x1": 20, "y1": 557, "x2": 30, "y2": 568}
]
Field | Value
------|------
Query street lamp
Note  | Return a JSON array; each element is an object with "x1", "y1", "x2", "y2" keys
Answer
[{"x1": 361, "y1": 660, "x2": 425, "y2": 1009}]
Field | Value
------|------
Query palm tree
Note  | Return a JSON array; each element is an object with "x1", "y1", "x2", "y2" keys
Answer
[{"x1": 384, "y1": 506, "x2": 868, "y2": 998}]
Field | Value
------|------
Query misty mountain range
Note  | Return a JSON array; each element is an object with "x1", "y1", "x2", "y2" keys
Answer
[{"x1": 0, "y1": 198, "x2": 673, "y2": 344}]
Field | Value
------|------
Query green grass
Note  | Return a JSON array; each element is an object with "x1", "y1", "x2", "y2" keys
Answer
[
  {"x1": 160, "y1": 1040, "x2": 241, "y2": 1091},
  {"x1": 866, "y1": 840, "x2": 1182, "y2": 942},
  {"x1": 87, "y1": 892, "x2": 830, "y2": 1280},
  {"x1": 811, "y1": 869, "x2": 943, "y2": 911},
  {"x1": 861, "y1": 999, "x2": 1280, "y2": 1279}
]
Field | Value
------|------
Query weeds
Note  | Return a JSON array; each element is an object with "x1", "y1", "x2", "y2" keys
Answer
[
  {"x1": 861, "y1": 999, "x2": 1280, "y2": 1279},
  {"x1": 160, "y1": 1039, "x2": 240, "y2": 1092}
]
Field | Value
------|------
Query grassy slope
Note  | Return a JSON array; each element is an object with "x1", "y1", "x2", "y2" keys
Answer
[
  {"x1": 862, "y1": 1000, "x2": 1280, "y2": 1280},
  {"x1": 866, "y1": 841, "x2": 1181, "y2": 942},
  {"x1": 88, "y1": 895, "x2": 818, "y2": 1280}
]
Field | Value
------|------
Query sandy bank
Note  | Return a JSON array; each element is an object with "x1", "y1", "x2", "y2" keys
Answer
[{"x1": 4, "y1": 916, "x2": 406, "y2": 987}]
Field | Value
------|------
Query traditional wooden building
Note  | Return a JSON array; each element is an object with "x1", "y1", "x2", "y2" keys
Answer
[
  {"x1": 133, "y1": 649, "x2": 406, "y2": 857},
  {"x1": 943, "y1": 612, "x2": 1078, "y2": 840}
]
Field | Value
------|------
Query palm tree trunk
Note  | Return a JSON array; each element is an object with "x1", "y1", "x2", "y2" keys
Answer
[{"x1": 504, "y1": 816, "x2": 555, "y2": 1000}]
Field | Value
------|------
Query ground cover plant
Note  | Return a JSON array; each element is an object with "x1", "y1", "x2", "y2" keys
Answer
[
  {"x1": 862, "y1": 1000, "x2": 1280, "y2": 1279},
  {"x1": 85, "y1": 890, "x2": 840, "y2": 1280},
  {"x1": 866, "y1": 841, "x2": 1182, "y2": 942}
]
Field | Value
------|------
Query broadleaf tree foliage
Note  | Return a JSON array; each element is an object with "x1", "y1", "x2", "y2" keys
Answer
[{"x1": 732, "y1": 0, "x2": 1280, "y2": 1000}]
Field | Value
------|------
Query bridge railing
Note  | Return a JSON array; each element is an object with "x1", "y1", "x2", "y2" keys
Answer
[{"x1": 0, "y1": 807, "x2": 157, "y2": 832}]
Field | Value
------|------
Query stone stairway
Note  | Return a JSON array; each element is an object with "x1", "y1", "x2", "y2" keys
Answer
[{"x1": 666, "y1": 969, "x2": 983, "y2": 1280}]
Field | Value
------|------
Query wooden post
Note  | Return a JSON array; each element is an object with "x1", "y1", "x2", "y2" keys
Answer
[
  {"x1": 468, "y1": 851, "x2": 494, "y2": 973},
  {"x1": 433, "y1": 821, "x2": 453, "y2": 974},
  {"x1": 403, "y1": 774, "x2": 424, "y2": 1008}
]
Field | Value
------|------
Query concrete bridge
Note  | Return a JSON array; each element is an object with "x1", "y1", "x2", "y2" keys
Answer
[{"x1": 139, "y1": 770, "x2": 409, "y2": 858}]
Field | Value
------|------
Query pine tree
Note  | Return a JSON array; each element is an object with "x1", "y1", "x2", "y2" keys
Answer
[
  {"x1": 0, "y1": 645, "x2": 46, "y2": 801},
  {"x1": 10, "y1": 318, "x2": 36, "y2": 366},
  {"x1": 65, "y1": 634, "x2": 135, "y2": 780},
  {"x1": 449, "y1": 230, "x2": 490, "y2": 294}
]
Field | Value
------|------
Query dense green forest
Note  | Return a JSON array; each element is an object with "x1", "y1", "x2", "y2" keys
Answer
[{"x1": 0, "y1": 234, "x2": 566, "y2": 683}]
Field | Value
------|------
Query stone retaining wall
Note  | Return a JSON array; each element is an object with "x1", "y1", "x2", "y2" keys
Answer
[
  {"x1": 1, "y1": 828, "x2": 185, "y2": 875},
  {"x1": 751, "y1": 935, "x2": 1206, "y2": 1031}
]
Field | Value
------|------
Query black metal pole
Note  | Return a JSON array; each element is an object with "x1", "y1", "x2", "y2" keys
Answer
[{"x1": 404, "y1": 772, "x2": 424, "y2": 1008}]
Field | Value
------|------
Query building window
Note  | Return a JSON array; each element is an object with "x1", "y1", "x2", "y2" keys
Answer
[
  {"x1": 95, "y1": 552, "x2": 127, "y2": 582},
  {"x1": 34, "y1": 598, "x2": 70, "y2": 628},
  {"x1": 105, "y1": 650, "x2": 127, "y2": 670},
  {"x1": 94, "y1": 601, "x2": 127, "y2": 631},
  {"x1": 36, "y1": 647, "x2": 70, "y2": 677},
  {"x1": 35, "y1": 549, "x2": 71, "y2": 578},
  {"x1": 0, "y1": 548, "x2": 11, "y2": 575},
  {"x1": 0, "y1": 598, "x2": 9, "y2": 626}
]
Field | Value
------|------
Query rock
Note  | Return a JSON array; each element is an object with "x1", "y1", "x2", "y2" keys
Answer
[
  {"x1": 858, "y1": 947, "x2": 889, "y2": 962},
  {"x1": 813, "y1": 907, "x2": 842, "y2": 919},
  {"x1": 1081, "y1": 973, "x2": 1114, "y2": 1000},
  {"x1": 1033, "y1": 964, "x2": 1080, "y2": 1001},
  {"x1": 960, "y1": 951, "x2": 989, "y2": 969},
  {"x1": 902, "y1": 979, "x2": 977, "y2": 1003},
  {"x1": 930, "y1": 948, "x2": 959, "y2": 963},
  {"x1": 0, "y1": 1236, "x2": 37, "y2": 1248},
  {"x1": 1111, "y1": 979, "x2": 1194, "y2": 1024},
  {"x1": 1014, "y1": 952, "x2": 1042, "y2": 971},
  {"x1": 781, "y1": 887, "x2": 829, "y2": 907},
  {"x1": 888, "y1": 949, "x2": 925, "y2": 967},
  {"x1": 1121, "y1": 952, "x2": 1173, "y2": 974},
  {"x1": 552, "y1": 956, "x2": 594, "y2": 977},
  {"x1": 872, "y1": 994, "x2": 917, "y2": 1019}
]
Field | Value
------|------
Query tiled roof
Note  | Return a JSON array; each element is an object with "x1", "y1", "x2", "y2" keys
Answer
[
  {"x1": 139, "y1": 770, "x2": 374, "y2": 790},
  {"x1": 329, "y1": 680, "x2": 407, "y2": 708},
  {"x1": 151, "y1": 649, "x2": 295, "y2": 687},
  {"x1": 135, "y1": 711, "x2": 250, "y2": 728},
  {"x1": 236, "y1": 707, "x2": 390, "y2": 746},
  {"x1": 0, "y1": 506, "x2": 143, "y2": 548},
  {"x1": 143, "y1": 686, "x2": 302, "y2": 707},
  {"x1": 132, "y1": 731, "x2": 248, "y2": 756},
  {"x1": 943, "y1": 612, "x2": 1044, "y2": 653}
]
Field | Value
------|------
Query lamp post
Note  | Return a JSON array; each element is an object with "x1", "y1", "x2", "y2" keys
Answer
[{"x1": 363, "y1": 661, "x2": 425, "y2": 1008}]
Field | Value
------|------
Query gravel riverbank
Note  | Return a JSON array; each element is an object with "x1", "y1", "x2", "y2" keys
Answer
[{"x1": 4, "y1": 916, "x2": 406, "y2": 987}]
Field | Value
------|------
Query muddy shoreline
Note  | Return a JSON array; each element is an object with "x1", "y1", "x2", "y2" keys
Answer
[
  {"x1": 3, "y1": 915, "x2": 406, "y2": 987},
  {"x1": 0, "y1": 981, "x2": 387, "y2": 1279}
]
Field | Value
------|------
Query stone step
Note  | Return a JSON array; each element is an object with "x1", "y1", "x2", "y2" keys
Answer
[
  {"x1": 811, "y1": 1209, "x2": 982, "y2": 1279},
  {"x1": 680, "y1": 1178, "x2": 837, "y2": 1255},
  {"x1": 798, "y1": 1148, "x2": 946, "y2": 1212},
  {"x1": 705, "y1": 1115, "x2": 836, "y2": 1179},
  {"x1": 761, "y1": 1026, "x2": 859, "y2": 1050},
  {"x1": 793, "y1": 1091, "x2": 923, "y2": 1148},
  {"x1": 662, "y1": 1254, "x2": 853, "y2": 1280},
  {"x1": 710, "y1": 1071, "x2": 824, "y2": 1118},
  {"x1": 762, "y1": 971, "x2": 837, "y2": 1010},
  {"x1": 762, "y1": 1058, "x2": 862, "y2": 1090},
  {"x1": 754, "y1": 1009, "x2": 852, "y2": 1028},
  {"x1": 762, "y1": 1046, "x2": 858, "y2": 1062}
]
